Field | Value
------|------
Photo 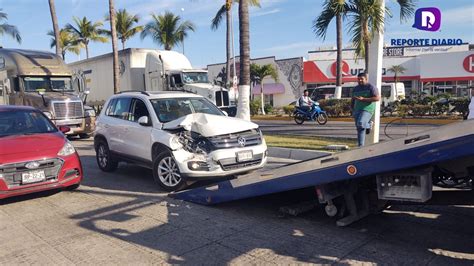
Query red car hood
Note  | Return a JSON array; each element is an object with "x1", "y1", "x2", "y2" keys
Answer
[{"x1": 0, "y1": 133, "x2": 65, "y2": 164}]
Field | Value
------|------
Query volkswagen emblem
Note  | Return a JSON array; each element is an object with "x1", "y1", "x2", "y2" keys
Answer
[
  {"x1": 237, "y1": 136, "x2": 246, "y2": 147},
  {"x1": 25, "y1": 161, "x2": 40, "y2": 169}
]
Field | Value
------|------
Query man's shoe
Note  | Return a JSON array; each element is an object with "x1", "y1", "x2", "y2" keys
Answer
[{"x1": 366, "y1": 121, "x2": 374, "y2": 135}]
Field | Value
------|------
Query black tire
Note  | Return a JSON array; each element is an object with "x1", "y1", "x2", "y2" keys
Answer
[
  {"x1": 95, "y1": 140, "x2": 118, "y2": 172},
  {"x1": 294, "y1": 113, "x2": 305, "y2": 125},
  {"x1": 79, "y1": 133, "x2": 90, "y2": 139},
  {"x1": 65, "y1": 183, "x2": 80, "y2": 191},
  {"x1": 152, "y1": 151, "x2": 186, "y2": 192},
  {"x1": 317, "y1": 113, "x2": 328, "y2": 125}
]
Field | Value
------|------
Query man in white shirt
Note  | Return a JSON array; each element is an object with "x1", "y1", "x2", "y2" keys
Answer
[{"x1": 298, "y1": 90, "x2": 314, "y2": 112}]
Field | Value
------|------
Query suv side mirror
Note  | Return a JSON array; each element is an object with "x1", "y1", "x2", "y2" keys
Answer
[{"x1": 138, "y1": 116, "x2": 151, "y2": 126}]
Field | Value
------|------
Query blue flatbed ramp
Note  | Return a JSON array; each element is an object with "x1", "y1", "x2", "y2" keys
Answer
[{"x1": 170, "y1": 120, "x2": 474, "y2": 205}]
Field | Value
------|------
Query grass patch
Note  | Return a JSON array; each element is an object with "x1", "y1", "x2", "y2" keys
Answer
[{"x1": 264, "y1": 134, "x2": 357, "y2": 151}]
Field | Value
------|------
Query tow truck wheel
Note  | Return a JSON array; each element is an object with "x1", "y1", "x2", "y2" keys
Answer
[{"x1": 325, "y1": 203, "x2": 338, "y2": 217}]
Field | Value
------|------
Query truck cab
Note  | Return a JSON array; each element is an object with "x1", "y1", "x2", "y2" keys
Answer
[
  {"x1": 145, "y1": 50, "x2": 236, "y2": 116},
  {"x1": 0, "y1": 48, "x2": 95, "y2": 138}
]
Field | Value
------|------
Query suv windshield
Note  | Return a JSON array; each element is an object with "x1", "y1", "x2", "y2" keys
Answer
[
  {"x1": 150, "y1": 97, "x2": 223, "y2": 123},
  {"x1": 0, "y1": 110, "x2": 57, "y2": 137},
  {"x1": 23, "y1": 76, "x2": 74, "y2": 92},
  {"x1": 182, "y1": 72, "x2": 209, "y2": 84}
]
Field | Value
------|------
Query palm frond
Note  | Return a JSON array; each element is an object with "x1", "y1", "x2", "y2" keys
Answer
[{"x1": 211, "y1": 4, "x2": 226, "y2": 30}]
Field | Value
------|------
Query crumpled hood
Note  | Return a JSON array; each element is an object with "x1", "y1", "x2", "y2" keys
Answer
[{"x1": 162, "y1": 113, "x2": 258, "y2": 137}]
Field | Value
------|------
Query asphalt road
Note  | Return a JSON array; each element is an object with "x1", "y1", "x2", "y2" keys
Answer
[
  {"x1": 255, "y1": 119, "x2": 439, "y2": 141},
  {"x1": 0, "y1": 139, "x2": 473, "y2": 265}
]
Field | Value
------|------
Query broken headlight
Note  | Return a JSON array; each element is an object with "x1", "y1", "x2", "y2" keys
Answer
[{"x1": 176, "y1": 131, "x2": 212, "y2": 154}]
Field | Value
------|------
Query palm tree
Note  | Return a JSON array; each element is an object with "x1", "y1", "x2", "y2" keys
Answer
[
  {"x1": 65, "y1": 16, "x2": 108, "y2": 59},
  {"x1": 106, "y1": 9, "x2": 143, "y2": 50},
  {"x1": 313, "y1": 0, "x2": 350, "y2": 98},
  {"x1": 140, "y1": 11, "x2": 195, "y2": 51},
  {"x1": 236, "y1": 0, "x2": 251, "y2": 121},
  {"x1": 108, "y1": 0, "x2": 120, "y2": 94},
  {"x1": 211, "y1": 0, "x2": 260, "y2": 87},
  {"x1": 347, "y1": 0, "x2": 415, "y2": 71},
  {"x1": 0, "y1": 9, "x2": 21, "y2": 43},
  {"x1": 250, "y1": 63, "x2": 278, "y2": 115},
  {"x1": 47, "y1": 29, "x2": 82, "y2": 60},
  {"x1": 387, "y1": 64, "x2": 406, "y2": 83},
  {"x1": 48, "y1": 0, "x2": 61, "y2": 57}
]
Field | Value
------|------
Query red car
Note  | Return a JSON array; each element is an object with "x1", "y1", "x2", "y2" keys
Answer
[{"x1": 0, "y1": 105, "x2": 82, "y2": 199}]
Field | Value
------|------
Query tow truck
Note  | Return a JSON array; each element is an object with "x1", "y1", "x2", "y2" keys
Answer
[{"x1": 170, "y1": 119, "x2": 474, "y2": 226}]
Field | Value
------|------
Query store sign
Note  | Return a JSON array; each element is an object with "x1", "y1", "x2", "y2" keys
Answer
[
  {"x1": 330, "y1": 61, "x2": 350, "y2": 77},
  {"x1": 463, "y1": 54, "x2": 474, "y2": 73},
  {"x1": 383, "y1": 47, "x2": 404, "y2": 56}
]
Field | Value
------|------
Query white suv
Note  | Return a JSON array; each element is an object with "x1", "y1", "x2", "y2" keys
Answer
[{"x1": 94, "y1": 91, "x2": 267, "y2": 191}]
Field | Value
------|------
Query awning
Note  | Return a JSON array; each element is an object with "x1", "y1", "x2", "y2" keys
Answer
[{"x1": 252, "y1": 83, "x2": 285, "y2": 95}]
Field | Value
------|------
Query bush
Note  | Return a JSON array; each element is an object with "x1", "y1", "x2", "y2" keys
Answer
[
  {"x1": 450, "y1": 98, "x2": 470, "y2": 117},
  {"x1": 282, "y1": 105, "x2": 295, "y2": 116},
  {"x1": 411, "y1": 104, "x2": 431, "y2": 116},
  {"x1": 249, "y1": 99, "x2": 261, "y2": 116},
  {"x1": 264, "y1": 104, "x2": 273, "y2": 114},
  {"x1": 318, "y1": 99, "x2": 352, "y2": 117}
]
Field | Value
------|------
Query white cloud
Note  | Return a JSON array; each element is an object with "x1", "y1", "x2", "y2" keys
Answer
[
  {"x1": 252, "y1": 8, "x2": 281, "y2": 17},
  {"x1": 442, "y1": 5, "x2": 474, "y2": 25}
]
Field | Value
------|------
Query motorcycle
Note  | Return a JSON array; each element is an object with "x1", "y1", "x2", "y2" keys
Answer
[{"x1": 293, "y1": 102, "x2": 328, "y2": 125}]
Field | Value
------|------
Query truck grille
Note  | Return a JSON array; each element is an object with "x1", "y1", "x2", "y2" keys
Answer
[
  {"x1": 208, "y1": 129, "x2": 262, "y2": 149},
  {"x1": 53, "y1": 101, "x2": 84, "y2": 119},
  {"x1": 215, "y1": 91, "x2": 229, "y2": 107},
  {"x1": 0, "y1": 158, "x2": 63, "y2": 188}
]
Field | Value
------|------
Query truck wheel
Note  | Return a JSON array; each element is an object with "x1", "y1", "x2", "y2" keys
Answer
[
  {"x1": 152, "y1": 151, "x2": 186, "y2": 192},
  {"x1": 95, "y1": 141, "x2": 118, "y2": 172},
  {"x1": 79, "y1": 133, "x2": 90, "y2": 139}
]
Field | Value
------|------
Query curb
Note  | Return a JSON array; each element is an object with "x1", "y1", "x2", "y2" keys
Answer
[{"x1": 268, "y1": 147, "x2": 330, "y2": 161}]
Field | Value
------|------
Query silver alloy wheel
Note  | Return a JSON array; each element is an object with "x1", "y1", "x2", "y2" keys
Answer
[
  {"x1": 97, "y1": 145, "x2": 108, "y2": 168},
  {"x1": 157, "y1": 156, "x2": 181, "y2": 187}
]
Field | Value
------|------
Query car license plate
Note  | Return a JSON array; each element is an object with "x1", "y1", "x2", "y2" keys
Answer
[
  {"x1": 237, "y1": 150, "x2": 253, "y2": 162},
  {"x1": 22, "y1": 170, "x2": 46, "y2": 184}
]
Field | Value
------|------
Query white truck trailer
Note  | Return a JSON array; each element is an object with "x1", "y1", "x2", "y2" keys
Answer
[{"x1": 68, "y1": 48, "x2": 236, "y2": 115}]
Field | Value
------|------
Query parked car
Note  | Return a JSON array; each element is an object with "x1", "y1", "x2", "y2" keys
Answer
[
  {"x1": 94, "y1": 91, "x2": 267, "y2": 191},
  {"x1": 0, "y1": 106, "x2": 82, "y2": 200}
]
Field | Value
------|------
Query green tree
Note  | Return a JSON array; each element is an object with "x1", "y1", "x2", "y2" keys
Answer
[
  {"x1": 347, "y1": 0, "x2": 415, "y2": 71},
  {"x1": 387, "y1": 64, "x2": 406, "y2": 83},
  {"x1": 65, "y1": 16, "x2": 109, "y2": 59},
  {"x1": 47, "y1": 29, "x2": 82, "y2": 60},
  {"x1": 250, "y1": 63, "x2": 278, "y2": 115},
  {"x1": 140, "y1": 11, "x2": 195, "y2": 51},
  {"x1": 0, "y1": 9, "x2": 21, "y2": 43},
  {"x1": 211, "y1": 0, "x2": 260, "y2": 87},
  {"x1": 48, "y1": 0, "x2": 61, "y2": 57},
  {"x1": 313, "y1": 0, "x2": 350, "y2": 98},
  {"x1": 106, "y1": 8, "x2": 143, "y2": 50}
]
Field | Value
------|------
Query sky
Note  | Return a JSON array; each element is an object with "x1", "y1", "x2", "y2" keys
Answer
[{"x1": 0, "y1": 0, "x2": 472, "y2": 68}]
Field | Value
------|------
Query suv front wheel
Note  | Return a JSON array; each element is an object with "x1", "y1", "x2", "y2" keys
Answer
[
  {"x1": 153, "y1": 151, "x2": 186, "y2": 191},
  {"x1": 95, "y1": 140, "x2": 118, "y2": 172}
]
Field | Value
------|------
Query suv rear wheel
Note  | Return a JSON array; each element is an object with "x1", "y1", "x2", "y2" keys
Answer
[
  {"x1": 153, "y1": 151, "x2": 186, "y2": 191},
  {"x1": 96, "y1": 140, "x2": 118, "y2": 172}
]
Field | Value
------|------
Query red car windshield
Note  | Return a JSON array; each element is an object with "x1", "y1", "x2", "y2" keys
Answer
[{"x1": 0, "y1": 110, "x2": 57, "y2": 137}]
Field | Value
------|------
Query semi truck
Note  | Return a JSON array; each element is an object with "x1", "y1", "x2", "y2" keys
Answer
[
  {"x1": 0, "y1": 48, "x2": 95, "y2": 138},
  {"x1": 68, "y1": 48, "x2": 236, "y2": 116}
]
